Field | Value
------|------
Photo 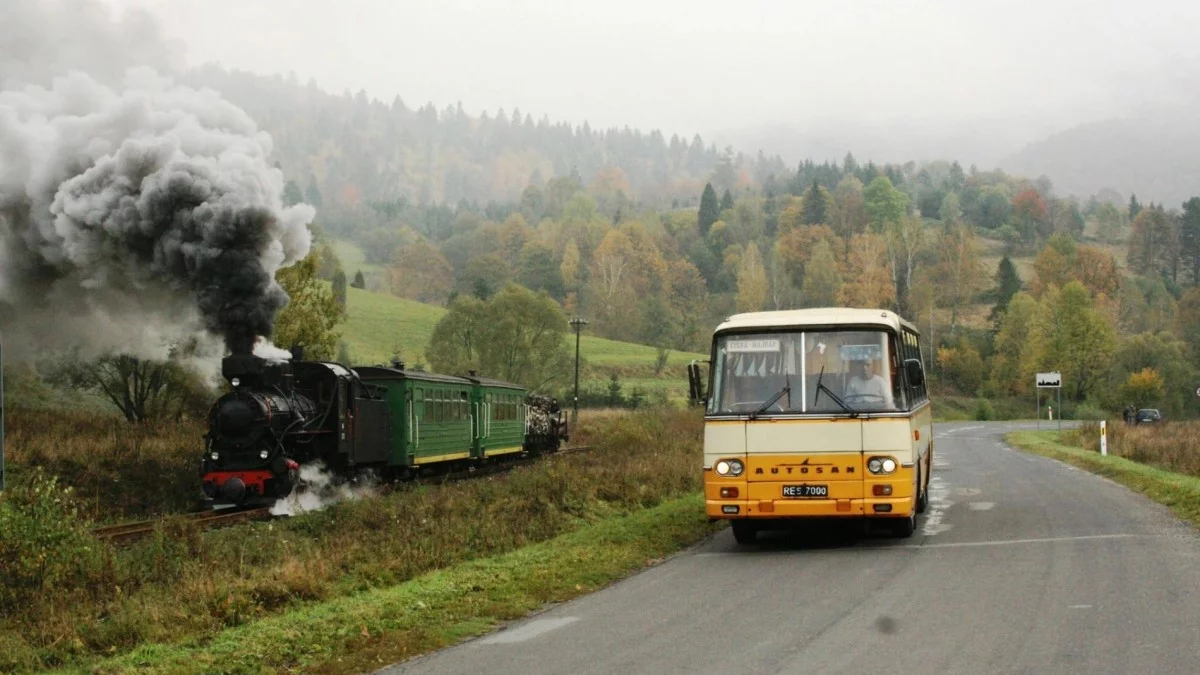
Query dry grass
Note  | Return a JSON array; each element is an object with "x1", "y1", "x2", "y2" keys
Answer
[
  {"x1": 4, "y1": 408, "x2": 204, "y2": 521},
  {"x1": 0, "y1": 406, "x2": 704, "y2": 673},
  {"x1": 1064, "y1": 420, "x2": 1200, "y2": 477}
]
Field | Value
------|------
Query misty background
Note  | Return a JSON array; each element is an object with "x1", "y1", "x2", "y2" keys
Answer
[{"x1": 88, "y1": 0, "x2": 1200, "y2": 205}]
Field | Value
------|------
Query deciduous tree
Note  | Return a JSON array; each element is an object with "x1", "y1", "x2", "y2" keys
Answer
[
  {"x1": 389, "y1": 240, "x2": 455, "y2": 304},
  {"x1": 839, "y1": 233, "x2": 895, "y2": 309},
  {"x1": 274, "y1": 251, "x2": 346, "y2": 360},
  {"x1": 736, "y1": 244, "x2": 768, "y2": 312},
  {"x1": 799, "y1": 239, "x2": 843, "y2": 308}
]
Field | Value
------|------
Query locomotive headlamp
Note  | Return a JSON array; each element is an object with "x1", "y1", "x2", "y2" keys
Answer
[
  {"x1": 210, "y1": 451, "x2": 219, "y2": 461},
  {"x1": 231, "y1": 378, "x2": 240, "y2": 388},
  {"x1": 260, "y1": 449, "x2": 269, "y2": 460}
]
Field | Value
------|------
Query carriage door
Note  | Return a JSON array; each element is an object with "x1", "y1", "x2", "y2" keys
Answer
[{"x1": 410, "y1": 387, "x2": 425, "y2": 459}]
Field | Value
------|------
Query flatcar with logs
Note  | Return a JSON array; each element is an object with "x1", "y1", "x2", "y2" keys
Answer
[{"x1": 200, "y1": 349, "x2": 569, "y2": 506}]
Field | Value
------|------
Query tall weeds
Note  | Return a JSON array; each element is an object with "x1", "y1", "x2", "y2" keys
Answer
[{"x1": 1064, "y1": 420, "x2": 1200, "y2": 477}]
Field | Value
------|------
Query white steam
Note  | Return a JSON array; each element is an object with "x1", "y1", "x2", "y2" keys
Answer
[{"x1": 269, "y1": 461, "x2": 378, "y2": 516}]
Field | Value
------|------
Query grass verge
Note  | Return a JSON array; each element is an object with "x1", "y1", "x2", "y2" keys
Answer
[
  {"x1": 1006, "y1": 431, "x2": 1200, "y2": 528},
  {"x1": 66, "y1": 495, "x2": 717, "y2": 675}
]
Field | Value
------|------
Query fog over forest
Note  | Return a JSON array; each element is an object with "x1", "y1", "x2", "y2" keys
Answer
[{"x1": 87, "y1": 0, "x2": 1200, "y2": 203}]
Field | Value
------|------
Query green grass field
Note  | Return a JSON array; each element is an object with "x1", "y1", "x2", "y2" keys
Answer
[
  {"x1": 340, "y1": 286, "x2": 704, "y2": 370},
  {"x1": 332, "y1": 238, "x2": 384, "y2": 278},
  {"x1": 332, "y1": 238, "x2": 704, "y2": 398}
]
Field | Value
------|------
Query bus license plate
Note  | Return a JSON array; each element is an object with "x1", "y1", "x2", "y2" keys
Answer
[{"x1": 782, "y1": 484, "x2": 828, "y2": 498}]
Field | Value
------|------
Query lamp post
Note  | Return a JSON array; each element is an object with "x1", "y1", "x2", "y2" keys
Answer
[{"x1": 568, "y1": 317, "x2": 588, "y2": 425}]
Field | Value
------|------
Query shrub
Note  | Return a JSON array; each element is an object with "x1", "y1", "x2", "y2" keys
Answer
[
  {"x1": 973, "y1": 399, "x2": 994, "y2": 421},
  {"x1": 0, "y1": 470, "x2": 105, "y2": 613}
]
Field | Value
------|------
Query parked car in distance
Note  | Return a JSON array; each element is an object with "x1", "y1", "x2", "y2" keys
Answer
[{"x1": 1135, "y1": 408, "x2": 1163, "y2": 424}]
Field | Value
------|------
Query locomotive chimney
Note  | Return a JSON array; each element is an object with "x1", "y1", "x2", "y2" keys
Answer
[
  {"x1": 290, "y1": 345, "x2": 304, "y2": 361},
  {"x1": 391, "y1": 359, "x2": 405, "y2": 369}
]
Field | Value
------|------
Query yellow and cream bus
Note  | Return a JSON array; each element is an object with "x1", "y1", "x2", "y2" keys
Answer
[{"x1": 689, "y1": 308, "x2": 932, "y2": 543}]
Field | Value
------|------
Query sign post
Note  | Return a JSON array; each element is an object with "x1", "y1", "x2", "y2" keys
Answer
[
  {"x1": 1036, "y1": 371, "x2": 1062, "y2": 433},
  {"x1": 1100, "y1": 420, "x2": 1107, "y2": 456}
]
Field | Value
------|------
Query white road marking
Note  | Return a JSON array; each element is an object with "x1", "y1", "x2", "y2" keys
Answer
[
  {"x1": 968, "y1": 502, "x2": 995, "y2": 511},
  {"x1": 955, "y1": 487, "x2": 982, "y2": 496},
  {"x1": 921, "y1": 475, "x2": 954, "y2": 536},
  {"x1": 917, "y1": 533, "x2": 1148, "y2": 550},
  {"x1": 1068, "y1": 605, "x2": 1094, "y2": 609},
  {"x1": 478, "y1": 617, "x2": 580, "y2": 644}
]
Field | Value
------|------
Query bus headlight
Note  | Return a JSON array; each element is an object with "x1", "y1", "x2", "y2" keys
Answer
[
  {"x1": 714, "y1": 459, "x2": 745, "y2": 477},
  {"x1": 868, "y1": 457, "x2": 897, "y2": 474}
]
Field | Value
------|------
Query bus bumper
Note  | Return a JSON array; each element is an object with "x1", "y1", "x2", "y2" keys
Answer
[{"x1": 706, "y1": 496, "x2": 915, "y2": 520}]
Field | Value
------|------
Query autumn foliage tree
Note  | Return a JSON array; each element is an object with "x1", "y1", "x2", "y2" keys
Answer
[
  {"x1": 1118, "y1": 368, "x2": 1165, "y2": 410},
  {"x1": 389, "y1": 240, "x2": 454, "y2": 304}
]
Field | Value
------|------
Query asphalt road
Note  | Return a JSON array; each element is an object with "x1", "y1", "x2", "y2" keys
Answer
[{"x1": 380, "y1": 421, "x2": 1200, "y2": 675}]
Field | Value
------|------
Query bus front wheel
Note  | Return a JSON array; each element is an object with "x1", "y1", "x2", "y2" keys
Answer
[
  {"x1": 892, "y1": 511, "x2": 916, "y2": 538},
  {"x1": 731, "y1": 520, "x2": 758, "y2": 544}
]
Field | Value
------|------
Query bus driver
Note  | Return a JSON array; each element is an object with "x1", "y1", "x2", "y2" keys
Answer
[{"x1": 847, "y1": 359, "x2": 894, "y2": 408}]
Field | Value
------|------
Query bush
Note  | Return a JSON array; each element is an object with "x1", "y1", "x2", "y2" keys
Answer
[
  {"x1": 973, "y1": 399, "x2": 994, "y2": 421},
  {"x1": 1072, "y1": 403, "x2": 1106, "y2": 421},
  {"x1": 0, "y1": 470, "x2": 106, "y2": 614}
]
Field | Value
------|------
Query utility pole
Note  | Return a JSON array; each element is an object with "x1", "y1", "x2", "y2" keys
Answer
[{"x1": 569, "y1": 317, "x2": 588, "y2": 426}]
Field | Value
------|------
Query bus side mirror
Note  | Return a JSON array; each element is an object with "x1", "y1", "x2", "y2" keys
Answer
[
  {"x1": 904, "y1": 359, "x2": 925, "y2": 387},
  {"x1": 687, "y1": 360, "x2": 709, "y2": 407}
]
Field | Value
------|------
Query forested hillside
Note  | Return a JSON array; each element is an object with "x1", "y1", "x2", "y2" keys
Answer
[{"x1": 188, "y1": 66, "x2": 1200, "y2": 418}]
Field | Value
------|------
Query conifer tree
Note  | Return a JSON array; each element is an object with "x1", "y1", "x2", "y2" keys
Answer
[
  {"x1": 698, "y1": 183, "x2": 720, "y2": 235},
  {"x1": 720, "y1": 188, "x2": 734, "y2": 213},
  {"x1": 802, "y1": 180, "x2": 828, "y2": 225}
]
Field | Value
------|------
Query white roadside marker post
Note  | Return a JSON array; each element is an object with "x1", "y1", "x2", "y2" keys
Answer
[{"x1": 1100, "y1": 420, "x2": 1108, "y2": 456}]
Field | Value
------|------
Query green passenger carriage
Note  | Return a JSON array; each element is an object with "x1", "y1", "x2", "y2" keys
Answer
[{"x1": 353, "y1": 364, "x2": 536, "y2": 472}]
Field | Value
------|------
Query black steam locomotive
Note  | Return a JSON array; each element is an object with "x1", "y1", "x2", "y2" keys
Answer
[{"x1": 201, "y1": 349, "x2": 568, "y2": 506}]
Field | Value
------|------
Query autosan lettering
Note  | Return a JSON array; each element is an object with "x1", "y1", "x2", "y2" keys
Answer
[{"x1": 756, "y1": 458, "x2": 855, "y2": 475}]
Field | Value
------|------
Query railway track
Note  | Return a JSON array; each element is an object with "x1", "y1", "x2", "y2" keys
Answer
[
  {"x1": 91, "y1": 445, "x2": 592, "y2": 546},
  {"x1": 91, "y1": 506, "x2": 272, "y2": 546}
]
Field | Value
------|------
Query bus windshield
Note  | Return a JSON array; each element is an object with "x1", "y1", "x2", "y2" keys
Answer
[{"x1": 707, "y1": 330, "x2": 906, "y2": 415}]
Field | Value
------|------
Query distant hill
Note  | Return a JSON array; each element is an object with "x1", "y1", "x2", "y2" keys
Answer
[
  {"x1": 181, "y1": 66, "x2": 759, "y2": 211},
  {"x1": 998, "y1": 115, "x2": 1200, "y2": 207}
]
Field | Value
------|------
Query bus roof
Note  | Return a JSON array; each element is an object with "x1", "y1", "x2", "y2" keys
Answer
[{"x1": 714, "y1": 308, "x2": 919, "y2": 335}]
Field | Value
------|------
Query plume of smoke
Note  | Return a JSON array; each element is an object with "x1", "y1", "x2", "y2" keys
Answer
[
  {"x1": 269, "y1": 461, "x2": 378, "y2": 517},
  {"x1": 0, "y1": 67, "x2": 314, "y2": 359},
  {"x1": 0, "y1": 0, "x2": 313, "y2": 361}
]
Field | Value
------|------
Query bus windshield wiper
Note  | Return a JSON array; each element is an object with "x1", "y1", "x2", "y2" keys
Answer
[
  {"x1": 750, "y1": 374, "x2": 791, "y2": 419},
  {"x1": 812, "y1": 366, "x2": 858, "y2": 418}
]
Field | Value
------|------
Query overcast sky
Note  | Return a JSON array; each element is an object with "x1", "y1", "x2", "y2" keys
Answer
[{"x1": 99, "y1": 0, "x2": 1199, "y2": 163}]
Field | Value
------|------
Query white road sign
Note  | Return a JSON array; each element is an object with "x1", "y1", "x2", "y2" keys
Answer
[{"x1": 1036, "y1": 372, "x2": 1062, "y2": 388}]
